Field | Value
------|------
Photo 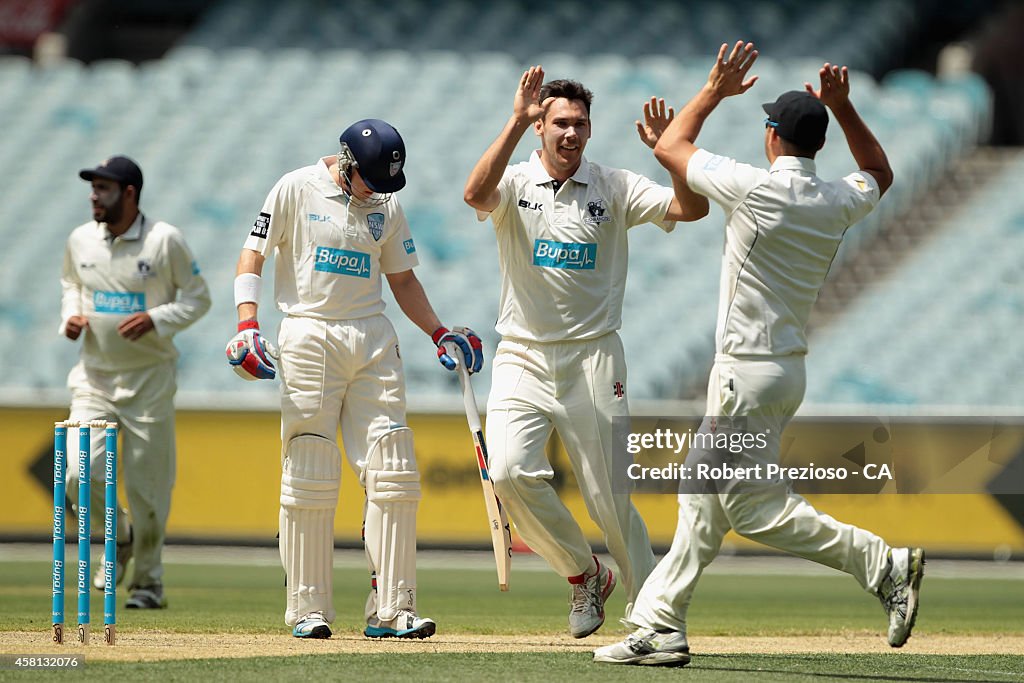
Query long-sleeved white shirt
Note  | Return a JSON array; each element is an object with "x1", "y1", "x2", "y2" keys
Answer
[{"x1": 60, "y1": 213, "x2": 211, "y2": 371}]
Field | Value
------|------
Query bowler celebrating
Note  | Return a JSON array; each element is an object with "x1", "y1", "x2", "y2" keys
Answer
[{"x1": 464, "y1": 67, "x2": 708, "y2": 638}]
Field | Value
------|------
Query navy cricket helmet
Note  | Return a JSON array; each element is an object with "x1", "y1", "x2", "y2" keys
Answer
[{"x1": 339, "y1": 119, "x2": 407, "y2": 194}]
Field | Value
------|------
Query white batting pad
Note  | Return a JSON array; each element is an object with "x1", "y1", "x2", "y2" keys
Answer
[
  {"x1": 363, "y1": 427, "x2": 420, "y2": 620},
  {"x1": 280, "y1": 434, "x2": 341, "y2": 626}
]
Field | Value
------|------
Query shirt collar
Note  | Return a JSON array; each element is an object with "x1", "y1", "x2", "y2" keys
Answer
[
  {"x1": 526, "y1": 150, "x2": 591, "y2": 186},
  {"x1": 769, "y1": 155, "x2": 817, "y2": 175},
  {"x1": 315, "y1": 156, "x2": 346, "y2": 198},
  {"x1": 101, "y1": 212, "x2": 144, "y2": 241}
]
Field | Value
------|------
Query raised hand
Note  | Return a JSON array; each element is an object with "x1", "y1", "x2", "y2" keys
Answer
[
  {"x1": 706, "y1": 40, "x2": 759, "y2": 99},
  {"x1": 805, "y1": 63, "x2": 851, "y2": 110},
  {"x1": 513, "y1": 65, "x2": 551, "y2": 125},
  {"x1": 635, "y1": 97, "x2": 676, "y2": 149}
]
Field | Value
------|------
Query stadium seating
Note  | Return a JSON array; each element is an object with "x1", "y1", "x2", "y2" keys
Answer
[
  {"x1": 0, "y1": 0, "x2": 997, "y2": 407},
  {"x1": 804, "y1": 151, "x2": 1024, "y2": 409},
  {"x1": 181, "y1": 0, "x2": 920, "y2": 74}
]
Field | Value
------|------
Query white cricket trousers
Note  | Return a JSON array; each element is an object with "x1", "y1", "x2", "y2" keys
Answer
[
  {"x1": 486, "y1": 333, "x2": 656, "y2": 605},
  {"x1": 65, "y1": 360, "x2": 176, "y2": 589},
  {"x1": 277, "y1": 315, "x2": 407, "y2": 457},
  {"x1": 629, "y1": 354, "x2": 892, "y2": 632},
  {"x1": 276, "y1": 314, "x2": 409, "y2": 625}
]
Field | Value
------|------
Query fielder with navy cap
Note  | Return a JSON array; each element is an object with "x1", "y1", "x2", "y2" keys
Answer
[
  {"x1": 596, "y1": 42, "x2": 923, "y2": 667},
  {"x1": 228, "y1": 119, "x2": 483, "y2": 640},
  {"x1": 61, "y1": 154, "x2": 210, "y2": 610}
]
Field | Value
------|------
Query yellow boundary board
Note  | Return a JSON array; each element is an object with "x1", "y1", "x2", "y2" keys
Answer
[{"x1": 2, "y1": 408, "x2": 1021, "y2": 554}]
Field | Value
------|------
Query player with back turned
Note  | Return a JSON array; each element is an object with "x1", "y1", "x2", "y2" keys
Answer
[
  {"x1": 227, "y1": 119, "x2": 483, "y2": 640},
  {"x1": 464, "y1": 67, "x2": 709, "y2": 639},
  {"x1": 595, "y1": 42, "x2": 924, "y2": 667}
]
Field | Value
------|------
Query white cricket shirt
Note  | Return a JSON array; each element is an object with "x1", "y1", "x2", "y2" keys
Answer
[
  {"x1": 60, "y1": 213, "x2": 211, "y2": 371},
  {"x1": 687, "y1": 149, "x2": 880, "y2": 356},
  {"x1": 479, "y1": 151, "x2": 676, "y2": 342},
  {"x1": 243, "y1": 158, "x2": 419, "y2": 320}
]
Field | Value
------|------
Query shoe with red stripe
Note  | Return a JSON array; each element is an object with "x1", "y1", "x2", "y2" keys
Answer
[{"x1": 568, "y1": 556, "x2": 616, "y2": 638}]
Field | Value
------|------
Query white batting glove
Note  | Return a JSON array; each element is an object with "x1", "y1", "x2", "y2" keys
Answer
[{"x1": 226, "y1": 320, "x2": 279, "y2": 381}]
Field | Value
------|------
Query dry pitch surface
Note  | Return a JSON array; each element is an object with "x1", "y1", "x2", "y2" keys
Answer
[{"x1": 2, "y1": 631, "x2": 1023, "y2": 662}]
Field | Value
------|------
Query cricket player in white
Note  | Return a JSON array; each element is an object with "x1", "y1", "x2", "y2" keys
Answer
[
  {"x1": 596, "y1": 42, "x2": 924, "y2": 667},
  {"x1": 464, "y1": 68, "x2": 709, "y2": 638},
  {"x1": 227, "y1": 119, "x2": 482, "y2": 640},
  {"x1": 61, "y1": 155, "x2": 211, "y2": 610}
]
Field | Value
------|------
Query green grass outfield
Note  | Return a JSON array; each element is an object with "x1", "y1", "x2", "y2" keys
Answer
[{"x1": 0, "y1": 548, "x2": 1022, "y2": 681}]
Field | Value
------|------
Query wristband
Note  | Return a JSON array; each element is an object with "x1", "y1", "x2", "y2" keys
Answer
[
  {"x1": 234, "y1": 272, "x2": 262, "y2": 307},
  {"x1": 431, "y1": 326, "x2": 449, "y2": 345},
  {"x1": 238, "y1": 319, "x2": 259, "y2": 332}
]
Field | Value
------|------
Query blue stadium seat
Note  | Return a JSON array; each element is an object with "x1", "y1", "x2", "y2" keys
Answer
[{"x1": 0, "y1": 2, "x2": 999, "y2": 406}]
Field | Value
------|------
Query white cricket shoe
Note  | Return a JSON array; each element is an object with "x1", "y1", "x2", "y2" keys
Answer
[
  {"x1": 292, "y1": 611, "x2": 332, "y2": 639},
  {"x1": 364, "y1": 610, "x2": 436, "y2": 639},
  {"x1": 568, "y1": 558, "x2": 616, "y2": 638},
  {"x1": 92, "y1": 532, "x2": 132, "y2": 591},
  {"x1": 877, "y1": 547, "x2": 925, "y2": 647},
  {"x1": 593, "y1": 627, "x2": 691, "y2": 666}
]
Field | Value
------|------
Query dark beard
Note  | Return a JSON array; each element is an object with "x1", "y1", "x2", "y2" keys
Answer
[{"x1": 99, "y1": 201, "x2": 123, "y2": 225}]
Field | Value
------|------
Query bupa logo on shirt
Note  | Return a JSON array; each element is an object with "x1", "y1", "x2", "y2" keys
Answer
[
  {"x1": 367, "y1": 213, "x2": 384, "y2": 241},
  {"x1": 533, "y1": 239, "x2": 597, "y2": 270},
  {"x1": 314, "y1": 246, "x2": 371, "y2": 278},
  {"x1": 403, "y1": 238, "x2": 416, "y2": 254},
  {"x1": 94, "y1": 291, "x2": 146, "y2": 314}
]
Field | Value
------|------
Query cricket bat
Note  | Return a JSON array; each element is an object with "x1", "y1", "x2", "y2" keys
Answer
[{"x1": 456, "y1": 360, "x2": 512, "y2": 591}]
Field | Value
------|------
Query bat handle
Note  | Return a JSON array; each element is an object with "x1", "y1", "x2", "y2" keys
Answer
[{"x1": 457, "y1": 360, "x2": 482, "y2": 432}]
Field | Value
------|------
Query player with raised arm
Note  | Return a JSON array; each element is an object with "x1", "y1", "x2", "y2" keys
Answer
[
  {"x1": 595, "y1": 42, "x2": 922, "y2": 667},
  {"x1": 227, "y1": 119, "x2": 483, "y2": 640},
  {"x1": 464, "y1": 67, "x2": 709, "y2": 639}
]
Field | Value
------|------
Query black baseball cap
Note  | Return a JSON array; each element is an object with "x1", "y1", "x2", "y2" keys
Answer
[
  {"x1": 79, "y1": 155, "x2": 144, "y2": 191},
  {"x1": 762, "y1": 91, "x2": 828, "y2": 149},
  {"x1": 339, "y1": 119, "x2": 406, "y2": 194}
]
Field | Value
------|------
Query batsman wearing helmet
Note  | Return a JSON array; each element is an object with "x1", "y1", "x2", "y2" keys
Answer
[
  {"x1": 464, "y1": 67, "x2": 709, "y2": 639},
  {"x1": 228, "y1": 119, "x2": 483, "y2": 640}
]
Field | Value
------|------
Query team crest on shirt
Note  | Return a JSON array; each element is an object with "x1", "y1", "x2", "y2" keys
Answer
[
  {"x1": 367, "y1": 213, "x2": 385, "y2": 241},
  {"x1": 135, "y1": 259, "x2": 154, "y2": 279},
  {"x1": 584, "y1": 198, "x2": 611, "y2": 224}
]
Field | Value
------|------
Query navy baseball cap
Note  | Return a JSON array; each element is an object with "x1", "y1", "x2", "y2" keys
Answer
[
  {"x1": 339, "y1": 119, "x2": 406, "y2": 194},
  {"x1": 762, "y1": 91, "x2": 828, "y2": 149},
  {"x1": 79, "y1": 155, "x2": 144, "y2": 191}
]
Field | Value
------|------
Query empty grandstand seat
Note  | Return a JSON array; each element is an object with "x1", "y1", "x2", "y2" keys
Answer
[{"x1": 0, "y1": 1, "x2": 999, "y2": 406}]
